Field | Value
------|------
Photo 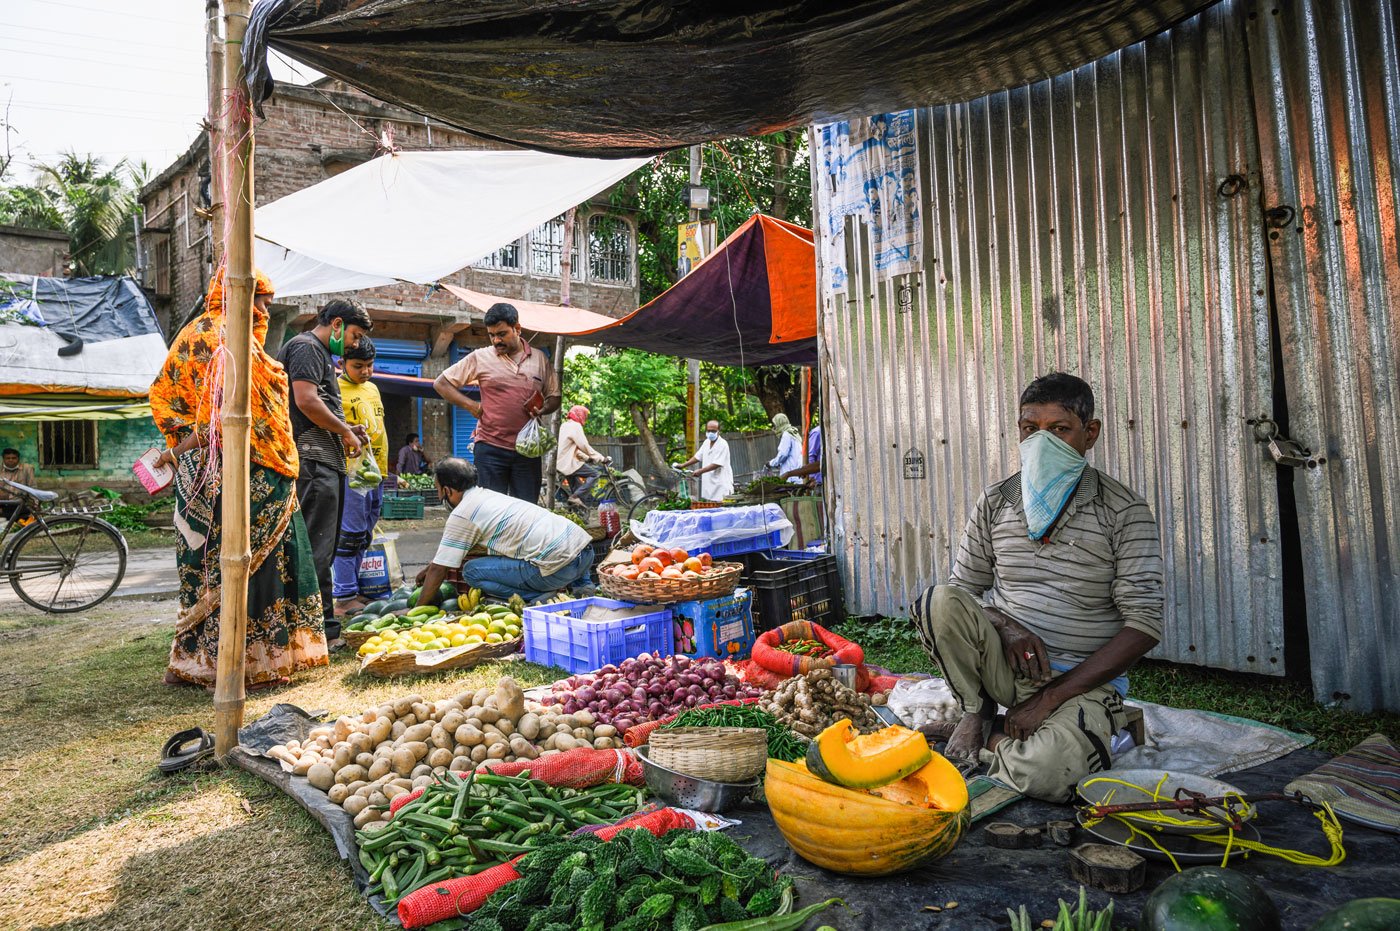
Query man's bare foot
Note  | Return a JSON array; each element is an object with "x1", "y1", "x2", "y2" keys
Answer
[{"x1": 944, "y1": 712, "x2": 988, "y2": 763}]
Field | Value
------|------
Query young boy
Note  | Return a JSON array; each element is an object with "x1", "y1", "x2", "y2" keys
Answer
[{"x1": 332, "y1": 338, "x2": 389, "y2": 615}]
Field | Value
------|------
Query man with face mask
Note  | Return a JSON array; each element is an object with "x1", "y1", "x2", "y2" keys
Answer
[
  {"x1": 913, "y1": 373, "x2": 1163, "y2": 802},
  {"x1": 435, "y1": 303, "x2": 560, "y2": 501},
  {"x1": 279, "y1": 298, "x2": 374, "y2": 642},
  {"x1": 676, "y1": 420, "x2": 734, "y2": 502}
]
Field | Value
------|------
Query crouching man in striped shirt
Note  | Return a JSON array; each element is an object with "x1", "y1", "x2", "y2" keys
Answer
[
  {"x1": 913, "y1": 373, "x2": 1164, "y2": 802},
  {"x1": 415, "y1": 458, "x2": 594, "y2": 603}
]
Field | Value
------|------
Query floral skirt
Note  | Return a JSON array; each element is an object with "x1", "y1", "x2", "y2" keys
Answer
[{"x1": 166, "y1": 451, "x2": 328, "y2": 686}]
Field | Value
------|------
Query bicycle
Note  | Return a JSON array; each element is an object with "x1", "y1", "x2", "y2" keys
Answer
[
  {"x1": 0, "y1": 478, "x2": 128, "y2": 613},
  {"x1": 625, "y1": 465, "x2": 696, "y2": 527},
  {"x1": 556, "y1": 458, "x2": 650, "y2": 516}
]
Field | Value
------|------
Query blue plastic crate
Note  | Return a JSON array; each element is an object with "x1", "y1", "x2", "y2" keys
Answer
[
  {"x1": 693, "y1": 528, "x2": 785, "y2": 559},
  {"x1": 523, "y1": 597, "x2": 673, "y2": 675}
]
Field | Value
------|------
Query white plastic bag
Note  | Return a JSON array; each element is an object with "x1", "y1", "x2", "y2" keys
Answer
[
  {"x1": 515, "y1": 417, "x2": 556, "y2": 458},
  {"x1": 886, "y1": 677, "x2": 964, "y2": 731}
]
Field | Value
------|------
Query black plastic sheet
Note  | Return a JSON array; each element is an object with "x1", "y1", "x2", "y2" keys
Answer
[
  {"x1": 0, "y1": 274, "x2": 162, "y2": 343},
  {"x1": 244, "y1": 0, "x2": 1213, "y2": 157}
]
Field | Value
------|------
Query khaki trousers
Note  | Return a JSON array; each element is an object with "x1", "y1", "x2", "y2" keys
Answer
[{"x1": 913, "y1": 585, "x2": 1125, "y2": 803}]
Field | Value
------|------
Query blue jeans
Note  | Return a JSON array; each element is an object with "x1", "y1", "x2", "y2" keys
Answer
[
  {"x1": 462, "y1": 546, "x2": 593, "y2": 600},
  {"x1": 474, "y1": 440, "x2": 543, "y2": 503},
  {"x1": 331, "y1": 482, "x2": 383, "y2": 599}
]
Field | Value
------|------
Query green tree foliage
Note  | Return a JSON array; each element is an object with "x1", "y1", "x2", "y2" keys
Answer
[{"x1": 0, "y1": 152, "x2": 146, "y2": 275}]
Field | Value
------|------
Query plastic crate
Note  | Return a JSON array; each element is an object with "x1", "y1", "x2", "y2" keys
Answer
[
  {"x1": 387, "y1": 487, "x2": 440, "y2": 507},
  {"x1": 692, "y1": 528, "x2": 785, "y2": 559},
  {"x1": 742, "y1": 551, "x2": 844, "y2": 634},
  {"x1": 380, "y1": 495, "x2": 425, "y2": 520},
  {"x1": 523, "y1": 597, "x2": 673, "y2": 674}
]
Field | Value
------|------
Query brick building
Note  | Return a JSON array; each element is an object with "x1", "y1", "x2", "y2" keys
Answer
[{"x1": 138, "y1": 78, "x2": 640, "y2": 466}]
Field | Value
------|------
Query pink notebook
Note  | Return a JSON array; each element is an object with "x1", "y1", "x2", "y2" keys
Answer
[{"x1": 132, "y1": 448, "x2": 175, "y2": 494}]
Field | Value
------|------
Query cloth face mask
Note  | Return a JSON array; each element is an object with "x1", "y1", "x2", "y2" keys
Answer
[{"x1": 1019, "y1": 430, "x2": 1087, "y2": 539}]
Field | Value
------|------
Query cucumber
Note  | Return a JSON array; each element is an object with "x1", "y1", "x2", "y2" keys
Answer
[
  {"x1": 361, "y1": 599, "x2": 388, "y2": 615},
  {"x1": 406, "y1": 604, "x2": 438, "y2": 619}
]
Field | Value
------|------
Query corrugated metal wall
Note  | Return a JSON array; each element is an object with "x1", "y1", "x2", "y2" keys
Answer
[
  {"x1": 815, "y1": 0, "x2": 1400, "y2": 709},
  {"x1": 816, "y1": 0, "x2": 1288, "y2": 675},
  {"x1": 1247, "y1": 0, "x2": 1400, "y2": 712}
]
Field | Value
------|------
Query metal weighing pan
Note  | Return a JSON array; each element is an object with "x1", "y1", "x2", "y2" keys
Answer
[
  {"x1": 1077, "y1": 811, "x2": 1261, "y2": 865},
  {"x1": 1076, "y1": 769, "x2": 1259, "y2": 835}
]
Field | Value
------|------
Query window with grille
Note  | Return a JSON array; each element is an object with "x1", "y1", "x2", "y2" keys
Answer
[
  {"x1": 471, "y1": 238, "x2": 523, "y2": 273},
  {"x1": 39, "y1": 421, "x2": 98, "y2": 469},
  {"x1": 529, "y1": 215, "x2": 583, "y2": 279},
  {"x1": 588, "y1": 215, "x2": 632, "y2": 284}
]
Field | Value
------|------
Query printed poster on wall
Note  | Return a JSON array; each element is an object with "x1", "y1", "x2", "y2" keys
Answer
[{"x1": 813, "y1": 110, "x2": 921, "y2": 293}]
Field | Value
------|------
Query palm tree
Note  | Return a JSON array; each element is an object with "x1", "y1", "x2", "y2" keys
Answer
[{"x1": 0, "y1": 152, "x2": 146, "y2": 276}]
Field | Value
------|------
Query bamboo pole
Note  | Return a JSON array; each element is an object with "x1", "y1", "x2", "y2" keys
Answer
[
  {"x1": 213, "y1": 0, "x2": 255, "y2": 760},
  {"x1": 205, "y1": 0, "x2": 224, "y2": 258}
]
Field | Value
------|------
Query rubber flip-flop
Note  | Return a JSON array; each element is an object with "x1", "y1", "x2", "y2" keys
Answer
[{"x1": 159, "y1": 726, "x2": 215, "y2": 775}]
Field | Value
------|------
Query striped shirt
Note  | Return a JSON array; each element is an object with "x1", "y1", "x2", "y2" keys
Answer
[
  {"x1": 433, "y1": 486, "x2": 591, "y2": 575},
  {"x1": 949, "y1": 467, "x2": 1164, "y2": 661}
]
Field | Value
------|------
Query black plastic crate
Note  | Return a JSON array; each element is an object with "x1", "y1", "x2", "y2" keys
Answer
[{"x1": 742, "y1": 551, "x2": 844, "y2": 634}]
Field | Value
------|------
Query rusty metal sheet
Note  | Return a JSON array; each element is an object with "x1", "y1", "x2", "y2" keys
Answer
[{"x1": 1247, "y1": 0, "x2": 1400, "y2": 712}]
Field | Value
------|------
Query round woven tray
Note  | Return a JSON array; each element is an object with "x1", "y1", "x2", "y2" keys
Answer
[
  {"x1": 598, "y1": 561, "x2": 742, "y2": 604},
  {"x1": 649, "y1": 727, "x2": 768, "y2": 782},
  {"x1": 357, "y1": 636, "x2": 520, "y2": 678}
]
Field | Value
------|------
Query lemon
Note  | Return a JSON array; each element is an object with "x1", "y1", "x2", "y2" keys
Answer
[
  {"x1": 450, "y1": 633, "x2": 468, "y2": 647},
  {"x1": 486, "y1": 632, "x2": 503, "y2": 644},
  {"x1": 505, "y1": 625, "x2": 521, "y2": 638},
  {"x1": 464, "y1": 635, "x2": 484, "y2": 646}
]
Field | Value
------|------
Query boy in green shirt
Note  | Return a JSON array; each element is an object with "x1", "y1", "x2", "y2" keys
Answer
[{"x1": 332, "y1": 339, "x2": 389, "y2": 614}]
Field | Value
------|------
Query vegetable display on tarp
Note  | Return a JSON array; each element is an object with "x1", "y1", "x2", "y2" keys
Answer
[
  {"x1": 541, "y1": 654, "x2": 762, "y2": 736},
  {"x1": 265, "y1": 677, "x2": 628, "y2": 827},
  {"x1": 356, "y1": 770, "x2": 647, "y2": 907},
  {"x1": 758, "y1": 668, "x2": 882, "y2": 739}
]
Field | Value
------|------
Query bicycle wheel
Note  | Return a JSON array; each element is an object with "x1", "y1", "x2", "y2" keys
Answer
[
  {"x1": 5, "y1": 515, "x2": 127, "y2": 613},
  {"x1": 626, "y1": 492, "x2": 669, "y2": 528}
]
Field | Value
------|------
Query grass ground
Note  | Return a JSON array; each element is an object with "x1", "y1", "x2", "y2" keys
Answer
[
  {"x1": 836, "y1": 616, "x2": 1400, "y2": 756},
  {"x1": 0, "y1": 597, "x2": 556, "y2": 931}
]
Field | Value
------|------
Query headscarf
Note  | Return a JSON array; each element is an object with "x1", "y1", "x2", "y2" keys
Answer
[
  {"x1": 567, "y1": 405, "x2": 590, "y2": 425},
  {"x1": 772, "y1": 413, "x2": 800, "y2": 439},
  {"x1": 149, "y1": 268, "x2": 300, "y2": 479}
]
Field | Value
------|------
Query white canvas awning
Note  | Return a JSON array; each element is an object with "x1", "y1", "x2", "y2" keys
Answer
[
  {"x1": 253, "y1": 149, "x2": 649, "y2": 297},
  {"x1": 0, "y1": 325, "x2": 167, "y2": 398}
]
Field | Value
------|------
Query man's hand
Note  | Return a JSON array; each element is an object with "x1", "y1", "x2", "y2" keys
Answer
[
  {"x1": 987, "y1": 608, "x2": 1051, "y2": 683},
  {"x1": 340, "y1": 426, "x2": 363, "y2": 458},
  {"x1": 1004, "y1": 688, "x2": 1064, "y2": 741},
  {"x1": 414, "y1": 566, "x2": 429, "y2": 585}
]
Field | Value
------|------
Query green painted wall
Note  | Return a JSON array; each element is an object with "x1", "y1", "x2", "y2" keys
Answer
[{"x1": 0, "y1": 417, "x2": 165, "y2": 494}]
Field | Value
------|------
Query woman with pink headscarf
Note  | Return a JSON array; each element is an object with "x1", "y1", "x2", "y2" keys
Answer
[{"x1": 556, "y1": 404, "x2": 607, "y2": 502}]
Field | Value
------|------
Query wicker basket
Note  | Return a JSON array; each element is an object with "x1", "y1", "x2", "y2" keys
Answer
[
  {"x1": 648, "y1": 727, "x2": 768, "y2": 782},
  {"x1": 357, "y1": 637, "x2": 521, "y2": 678},
  {"x1": 344, "y1": 627, "x2": 379, "y2": 650},
  {"x1": 598, "y1": 561, "x2": 742, "y2": 605}
]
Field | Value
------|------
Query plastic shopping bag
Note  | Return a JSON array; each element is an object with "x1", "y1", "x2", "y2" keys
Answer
[{"x1": 515, "y1": 416, "x2": 556, "y2": 458}]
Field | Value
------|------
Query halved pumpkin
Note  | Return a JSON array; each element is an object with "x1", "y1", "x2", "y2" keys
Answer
[
  {"x1": 805, "y1": 719, "x2": 933, "y2": 788},
  {"x1": 765, "y1": 757, "x2": 969, "y2": 875}
]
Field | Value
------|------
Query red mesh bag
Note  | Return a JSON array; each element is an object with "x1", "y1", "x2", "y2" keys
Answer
[
  {"x1": 396, "y1": 807, "x2": 697, "y2": 928},
  {"x1": 623, "y1": 697, "x2": 761, "y2": 748},
  {"x1": 388, "y1": 748, "x2": 645, "y2": 815},
  {"x1": 750, "y1": 620, "x2": 864, "y2": 676}
]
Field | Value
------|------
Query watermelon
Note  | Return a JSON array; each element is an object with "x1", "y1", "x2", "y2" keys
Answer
[
  {"x1": 1308, "y1": 898, "x2": 1400, "y2": 931},
  {"x1": 361, "y1": 599, "x2": 388, "y2": 615},
  {"x1": 1140, "y1": 867, "x2": 1280, "y2": 931}
]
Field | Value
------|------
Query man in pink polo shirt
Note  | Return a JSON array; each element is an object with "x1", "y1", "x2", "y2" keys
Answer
[{"x1": 435, "y1": 303, "x2": 561, "y2": 501}]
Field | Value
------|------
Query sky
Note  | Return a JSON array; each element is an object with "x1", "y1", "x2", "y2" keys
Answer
[{"x1": 0, "y1": 0, "x2": 316, "y2": 181}]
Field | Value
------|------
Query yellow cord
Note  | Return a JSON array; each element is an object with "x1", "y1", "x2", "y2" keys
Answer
[{"x1": 1080, "y1": 775, "x2": 1347, "y2": 872}]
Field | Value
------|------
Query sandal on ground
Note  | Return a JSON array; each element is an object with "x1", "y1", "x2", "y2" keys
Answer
[{"x1": 159, "y1": 726, "x2": 215, "y2": 775}]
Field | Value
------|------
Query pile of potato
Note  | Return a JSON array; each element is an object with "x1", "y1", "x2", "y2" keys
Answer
[{"x1": 266, "y1": 676, "x2": 622, "y2": 827}]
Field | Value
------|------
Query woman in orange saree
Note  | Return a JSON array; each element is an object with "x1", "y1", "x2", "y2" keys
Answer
[{"x1": 149, "y1": 270, "x2": 328, "y2": 688}]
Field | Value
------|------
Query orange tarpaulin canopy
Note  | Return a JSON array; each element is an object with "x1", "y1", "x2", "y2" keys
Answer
[{"x1": 445, "y1": 215, "x2": 816, "y2": 367}]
